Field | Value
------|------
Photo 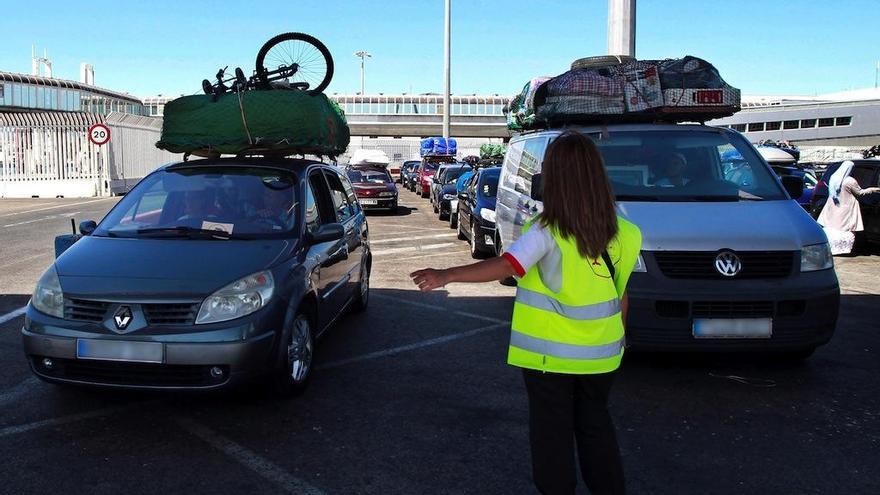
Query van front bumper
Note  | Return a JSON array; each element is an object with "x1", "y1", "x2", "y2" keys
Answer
[
  {"x1": 625, "y1": 268, "x2": 840, "y2": 352},
  {"x1": 22, "y1": 307, "x2": 279, "y2": 390}
]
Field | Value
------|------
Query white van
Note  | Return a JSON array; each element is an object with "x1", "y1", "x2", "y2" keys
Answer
[{"x1": 496, "y1": 123, "x2": 839, "y2": 358}]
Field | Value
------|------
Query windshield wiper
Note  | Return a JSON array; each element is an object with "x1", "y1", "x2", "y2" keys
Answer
[{"x1": 131, "y1": 226, "x2": 238, "y2": 239}]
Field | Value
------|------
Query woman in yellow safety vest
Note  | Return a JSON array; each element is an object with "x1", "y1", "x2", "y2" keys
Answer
[{"x1": 411, "y1": 131, "x2": 642, "y2": 495}]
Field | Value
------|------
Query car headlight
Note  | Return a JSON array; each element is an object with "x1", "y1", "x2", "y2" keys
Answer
[
  {"x1": 31, "y1": 266, "x2": 64, "y2": 318},
  {"x1": 801, "y1": 243, "x2": 832, "y2": 272},
  {"x1": 443, "y1": 193, "x2": 456, "y2": 200},
  {"x1": 633, "y1": 253, "x2": 647, "y2": 273},
  {"x1": 479, "y1": 208, "x2": 496, "y2": 223},
  {"x1": 379, "y1": 191, "x2": 396, "y2": 197},
  {"x1": 196, "y1": 270, "x2": 275, "y2": 324}
]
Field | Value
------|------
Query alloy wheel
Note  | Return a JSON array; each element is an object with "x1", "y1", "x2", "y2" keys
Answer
[{"x1": 288, "y1": 315, "x2": 313, "y2": 384}]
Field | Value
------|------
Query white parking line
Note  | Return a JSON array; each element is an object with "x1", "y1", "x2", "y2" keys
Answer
[
  {"x1": 370, "y1": 232, "x2": 456, "y2": 244},
  {"x1": 391, "y1": 249, "x2": 466, "y2": 263},
  {"x1": 371, "y1": 242, "x2": 457, "y2": 256},
  {"x1": 175, "y1": 417, "x2": 326, "y2": 495},
  {"x1": 0, "y1": 306, "x2": 27, "y2": 326},
  {"x1": 318, "y1": 323, "x2": 506, "y2": 370},
  {"x1": 0, "y1": 198, "x2": 114, "y2": 217},
  {"x1": 0, "y1": 404, "x2": 135, "y2": 438},
  {"x1": 372, "y1": 293, "x2": 507, "y2": 325},
  {"x1": 2, "y1": 211, "x2": 81, "y2": 228}
]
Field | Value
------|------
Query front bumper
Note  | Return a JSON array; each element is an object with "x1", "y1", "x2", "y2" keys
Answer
[
  {"x1": 22, "y1": 306, "x2": 279, "y2": 390},
  {"x1": 625, "y1": 261, "x2": 840, "y2": 352},
  {"x1": 473, "y1": 219, "x2": 497, "y2": 250},
  {"x1": 358, "y1": 197, "x2": 398, "y2": 210}
]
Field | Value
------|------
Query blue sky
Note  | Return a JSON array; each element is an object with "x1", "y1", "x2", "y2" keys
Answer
[{"x1": 2, "y1": 0, "x2": 878, "y2": 99}]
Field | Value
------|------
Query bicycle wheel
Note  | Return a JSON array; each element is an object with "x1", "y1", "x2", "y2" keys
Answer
[
  {"x1": 255, "y1": 32, "x2": 334, "y2": 95},
  {"x1": 202, "y1": 79, "x2": 214, "y2": 95}
]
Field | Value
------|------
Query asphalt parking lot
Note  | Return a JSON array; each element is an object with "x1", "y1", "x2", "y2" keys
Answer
[{"x1": 1, "y1": 192, "x2": 878, "y2": 495}]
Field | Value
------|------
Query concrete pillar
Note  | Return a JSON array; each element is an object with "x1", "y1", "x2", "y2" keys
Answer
[{"x1": 608, "y1": 0, "x2": 636, "y2": 57}]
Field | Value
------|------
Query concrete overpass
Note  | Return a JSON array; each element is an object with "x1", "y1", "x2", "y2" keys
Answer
[{"x1": 345, "y1": 113, "x2": 507, "y2": 138}]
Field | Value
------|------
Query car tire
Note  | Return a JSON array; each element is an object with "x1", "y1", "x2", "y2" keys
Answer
[
  {"x1": 457, "y1": 212, "x2": 467, "y2": 240},
  {"x1": 351, "y1": 261, "x2": 370, "y2": 313},
  {"x1": 271, "y1": 312, "x2": 314, "y2": 398},
  {"x1": 449, "y1": 210, "x2": 458, "y2": 229},
  {"x1": 433, "y1": 201, "x2": 439, "y2": 214},
  {"x1": 470, "y1": 220, "x2": 487, "y2": 259},
  {"x1": 439, "y1": 209, "x2": 448, "y2": 221}
]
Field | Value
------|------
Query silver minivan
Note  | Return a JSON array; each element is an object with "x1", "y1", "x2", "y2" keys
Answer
[{"x1": 496, "y1": 123, "x2": 839, "y2": 358}]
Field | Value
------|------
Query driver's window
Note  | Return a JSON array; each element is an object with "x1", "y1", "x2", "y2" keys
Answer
[
  {"x1": 304, "y1": 181, "x2": 322, "y2": 235},
  {"x1": 118, "y1": 185, "x2": 167, "y2": 227}
]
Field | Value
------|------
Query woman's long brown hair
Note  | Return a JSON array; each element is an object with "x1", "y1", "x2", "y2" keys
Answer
[{"x1": 539, "y1": 130, "x2": 618, "y2": 259}]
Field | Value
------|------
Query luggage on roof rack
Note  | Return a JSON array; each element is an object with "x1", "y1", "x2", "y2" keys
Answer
[
  {"x1": 419, "y1": 137, "x2": 457, "y2": 157},
  {"x1": 505, "y1": 55, "x2": 740, "y2": 131},
  {"x1": 156, "y1": 90, "x2": 350, "y2": 159},
  {"x1": 479, "y1": 143, "x2": 507, "y2": 160}
]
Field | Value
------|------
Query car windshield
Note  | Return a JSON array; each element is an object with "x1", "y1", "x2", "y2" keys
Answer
[
  {"x1": 94, "y1": 166, "x2": 299, "y2": 239},
  {"x1": 441, "y1": 165, "x2": 471, "y2": 183},
  {"x1": 423, "y1": 163, "x2": 439, "y2": 172},
  {"x1": 348, "y1": 169, "x2": 390, "y2": 183},
  {"x1": 480, "y1": 173, "x2": 500, "y2": 198},
  {"x1": 590, "y1": 129, "x2": 787, "y2": 201}
]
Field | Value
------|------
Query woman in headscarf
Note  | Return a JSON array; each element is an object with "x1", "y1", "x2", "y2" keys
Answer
[{"x1": 817, "y1": 161, "x2": 880, "y2": 255}]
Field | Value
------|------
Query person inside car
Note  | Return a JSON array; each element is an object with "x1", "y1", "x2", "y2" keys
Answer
[
  {"x1": 654, "y1": 152, "x2": 690, "y2": 187},
  {"x1": 177, "y1": 189, "x2": 220, "y2": 223}
]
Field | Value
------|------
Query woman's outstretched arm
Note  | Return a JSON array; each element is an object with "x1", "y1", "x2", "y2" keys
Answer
[{"x1": 410, "y1": 257, "x2": 518, "y2": 292}]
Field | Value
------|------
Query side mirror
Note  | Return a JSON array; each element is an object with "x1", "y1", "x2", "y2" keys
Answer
[
  {"x1": 79, "y1": 220, "x2": 97, "y2": 235},
  {"x1": 530, "y1": 173, "x2": 543, "y2": 201},
  {"x1": 781, "y1": 175, "x2": 804, "y2": 200},
  {"x1": 309, "y1": 223, "x2": 345, "y2": 243}
]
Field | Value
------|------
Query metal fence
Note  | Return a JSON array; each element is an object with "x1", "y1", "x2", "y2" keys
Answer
[{"x1": 0, "y1": 111, "x2": 179, "y2": 198}]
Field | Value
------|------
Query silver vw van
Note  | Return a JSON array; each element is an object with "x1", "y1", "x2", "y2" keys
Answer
[{"x1": 495, "y1": 123, "x2": 839, "y2": 358}]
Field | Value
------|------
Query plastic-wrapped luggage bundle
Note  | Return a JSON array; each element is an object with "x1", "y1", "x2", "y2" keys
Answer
[
  {"x1": 504, "y1": 77, "x2": 551, "y2": 131},
  {"x1": 420, "y1": 137, "x2": 457, "y2": 157},
  {"x1": 507, "y1": 55, "x2": 740, "y2": 130},
  {"x1": 479, "y1": 143, "x2": 507, "y2": 160},
  {"x1": 156, "y1": 90, "x2": 350, "y2": 158}
]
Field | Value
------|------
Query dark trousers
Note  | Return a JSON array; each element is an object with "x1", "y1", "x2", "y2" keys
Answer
[{"x1": 522, "y1": 369, "x2": 625, "y2": 495}]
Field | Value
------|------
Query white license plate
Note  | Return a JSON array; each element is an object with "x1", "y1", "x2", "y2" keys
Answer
[
  {"x1": 360, "y1": 199, "x2": 378, "y2": 205},
  {"x1": 693, "y1": 318, "x2": 772, "y2": 339},
  {"x1": 76, "y1": 339, "x2": 164, "y2": 363}
]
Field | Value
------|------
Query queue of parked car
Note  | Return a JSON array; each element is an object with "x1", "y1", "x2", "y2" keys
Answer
[{"x1": 400, "y1": 156, "x2": 503, "y2": 259}]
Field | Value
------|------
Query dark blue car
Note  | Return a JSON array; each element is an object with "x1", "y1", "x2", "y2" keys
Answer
[
  {"x1": 456, "y1": 167, "x2": 501, "y2": 258},
  {"x1": 23, "y1": 158, "x2": 371, "y2": 396}
]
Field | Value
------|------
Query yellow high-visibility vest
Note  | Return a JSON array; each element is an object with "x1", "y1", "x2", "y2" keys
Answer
[{"x1": 508, "y1": 217, "x2": 642, "y2": 374}]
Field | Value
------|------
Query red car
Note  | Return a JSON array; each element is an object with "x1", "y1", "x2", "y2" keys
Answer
[
  {"x1": 346, "y1": 165, "x2": 399, "y2": 212},
  {"x1": 417, "y1": 157, "x2": 456, "y2": 198}
]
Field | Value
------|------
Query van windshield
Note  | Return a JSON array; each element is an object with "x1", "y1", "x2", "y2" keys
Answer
[
  {"x1": 591, "y1": 130, "x2": 786, "y2": 201},
  {"x1": 93, "y1": 167, "x2": 298, "y2": 239}
]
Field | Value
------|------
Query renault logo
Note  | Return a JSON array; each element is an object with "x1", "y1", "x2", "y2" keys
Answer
[
  {"x1": 114, "y1": 306, "x2": 133, "y2": 330},
  {"x1": 715, "y1": 251, "x2": 742, "y2": 277}
]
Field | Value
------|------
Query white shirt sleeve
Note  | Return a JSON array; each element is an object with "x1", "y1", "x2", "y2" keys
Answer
[{"x1": 503, "y1": 224, "x2": 554, "y2": 277}]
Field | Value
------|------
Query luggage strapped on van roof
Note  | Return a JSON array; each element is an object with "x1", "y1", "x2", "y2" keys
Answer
[{"x1": 504, "y1": 55, "x2": 741, "y2": 131}]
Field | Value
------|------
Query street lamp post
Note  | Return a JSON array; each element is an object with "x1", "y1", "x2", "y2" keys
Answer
[
  {"x1": 443, "y1": 0, "x2": 451, "y2": 139},
  {"x1": 354, "y1": 51, "x2": 371, "y2": 95}
]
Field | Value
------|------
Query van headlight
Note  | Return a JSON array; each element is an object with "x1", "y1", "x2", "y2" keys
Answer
[
  {"x1": 633, "y1": 253, "x2": 647, "y2": 273},
  {"x1": 801, "y1": 243, "x2": 832, "y2": 272},
  {"x1": 479, "y1": 208, "x2": 496, "y2": 223},
  {"x1": 196, "y1": 270, "x2": 275, "y2": 324},
  {"x1": 31, "y1": 266, "x2": 64, "y2": 318}
]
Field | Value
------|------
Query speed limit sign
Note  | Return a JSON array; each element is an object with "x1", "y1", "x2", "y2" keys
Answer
[{"x1": 88, "y1": 123, "x2": 111, "y2": 146}]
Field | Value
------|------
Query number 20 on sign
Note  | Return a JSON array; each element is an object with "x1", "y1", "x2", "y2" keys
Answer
[{"x1": 88, "y1": 123, "x2": 111, "y2": 146}]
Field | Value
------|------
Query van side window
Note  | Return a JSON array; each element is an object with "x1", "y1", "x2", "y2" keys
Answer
[
  {"x1": 515, "y1": 138, "x2": 547, "y2": 195},
  {"x1": 323, "y1": 170, "x2": 355, "y2": 223},
  {"x1": 502, "y1": 140, "x2": 524, "y2": 192}
]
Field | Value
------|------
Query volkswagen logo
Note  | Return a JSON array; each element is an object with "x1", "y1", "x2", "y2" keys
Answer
[
  {"x1": 113, "y1": 306, "x2": 133, "y2": 331},
  {"x1": 715, "y1": 251, "x2": 742, "y2": 277}
]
